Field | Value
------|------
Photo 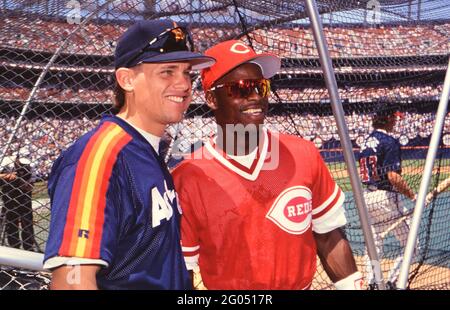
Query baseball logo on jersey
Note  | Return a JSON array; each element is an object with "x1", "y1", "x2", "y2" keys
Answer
[
  {"x1": 151, "y1": 180, "x2": 179, "y2": 228},
  {"x1": 266, "y1": 186, "x2": 312, "y2": 235}
]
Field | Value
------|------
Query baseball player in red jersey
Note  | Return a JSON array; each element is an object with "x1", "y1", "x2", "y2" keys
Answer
[{"x1": 172, "y1": 40, "x2": 362, "y2": 290}]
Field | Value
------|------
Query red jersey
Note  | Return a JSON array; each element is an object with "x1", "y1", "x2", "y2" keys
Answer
[{"x1": 172, "y1": 130, "x2": 346, "y2": 290}]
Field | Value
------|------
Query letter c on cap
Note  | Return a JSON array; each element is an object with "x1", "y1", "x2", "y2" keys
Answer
[{"x1": 230, "y1": 42, "x2": 251, "y2": 54}]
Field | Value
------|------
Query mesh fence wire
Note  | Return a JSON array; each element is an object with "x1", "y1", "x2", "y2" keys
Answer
[
  {"x1": 0, "y1": 0, "x2": 449, "y2": 289},
  {"x1": 0, "y1": 266, "x2": 50, "y2": 290}
]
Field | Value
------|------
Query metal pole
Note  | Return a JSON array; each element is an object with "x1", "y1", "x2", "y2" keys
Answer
[
  {"x1": 305, "y1": 0, "x2": 386, "y2": 289},
  {"x1": 417, "y1": 0, "x2": 421, "y2": 21},
  {"x1": 0, "y1": 246, "x2": 44, "y2": 271},
  {"x1": 397, "y1": 57, "x2": 450, "y2": 289}
]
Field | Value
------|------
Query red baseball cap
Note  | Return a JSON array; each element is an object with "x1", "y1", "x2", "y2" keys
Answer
[
  {"x1": 394, "y1": 111, "x2": 404, "y2": 119},
  {"x1": 201, "y1": 40, "x2": 281, "y2": 91}
]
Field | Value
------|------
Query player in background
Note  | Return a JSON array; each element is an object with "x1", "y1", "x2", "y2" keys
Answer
[
  {"x1": 359, "y1": 109, "x2": 417, "y2": 289},
  {"x1": 173, "y1": 40, "x2": 362, "y2": 290},
  {"x1": 43, "y1": 20, "x2": 215, "y2": 289},
  {"x1": 0, "y1": 150, "x2": 39, "y2": 252}
]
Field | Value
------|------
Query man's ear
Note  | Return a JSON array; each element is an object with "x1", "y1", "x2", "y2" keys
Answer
[
  {"x1": 115, "y1": 68, "x2": 135, "y2": 92},
  {"x1": 205, "y1": 90, "x2": 218, "y2": 110}
]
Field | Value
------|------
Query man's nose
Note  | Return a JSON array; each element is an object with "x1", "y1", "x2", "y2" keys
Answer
[
  {"x1": 247, "y1": 86, "x2": 263, "y2": 100},
  {"x1": 173, "y1": 73, "x2": 191, "y2": 91}
]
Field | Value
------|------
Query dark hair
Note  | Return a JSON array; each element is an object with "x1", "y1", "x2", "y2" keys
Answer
[
  {"x1": 372, "y1": 115, "x2": 391, "y2": 129},
  {"x1": 112, "y1": 81, "x2": 125, "y2": 113},
  {"x1": 372, "y1": 109, "x2": 399, "y2": 129},
  {"x1": 372, "y1": 102, "x2": 401, "y2": 129}
]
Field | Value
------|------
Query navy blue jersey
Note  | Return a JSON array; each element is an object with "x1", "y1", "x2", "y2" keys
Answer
[
  {"x1": 359, "y1": 130, "x2": 401, "y2": 192},
  {"x1": 44, "y1": 115, "x2": 190, "y2": 290}
]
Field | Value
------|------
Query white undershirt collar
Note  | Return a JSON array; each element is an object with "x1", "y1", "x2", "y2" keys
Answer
[{"x1": 117, "y1": 116, "x2": 161, "y2": 154}]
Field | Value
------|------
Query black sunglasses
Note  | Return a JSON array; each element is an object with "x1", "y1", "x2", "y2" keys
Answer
[
  {"x1": 210, "y1": 79, "x2": 271, "y2": 99},
  {"x1": 125, "y1": 27, "x2": 194, "y2": 67}
]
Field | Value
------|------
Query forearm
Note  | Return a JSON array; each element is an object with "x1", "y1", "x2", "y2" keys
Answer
[
  {"x1": 50, "y1": 265, "x2": 100, "y2": 290},
  {"x1": 387, "y1": 171, "x2": 415, "y2": 199},
  {"x1": 436, "y1": 178, "x2": 450, "y2": 194},
  {"x1": 314, "y1": 228, "x2": 358, "y2": 282},
  {"x1": 0, "y1": 172, "x2": 17, "y2": 181}
]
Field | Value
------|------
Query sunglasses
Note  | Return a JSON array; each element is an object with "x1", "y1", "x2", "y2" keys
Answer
[
  {"x1": 125, "y1": 27, "x2": 194, "y2": 67},
  {"x1": 210, "y1": 79, "x2": 271, "y2": 99}
]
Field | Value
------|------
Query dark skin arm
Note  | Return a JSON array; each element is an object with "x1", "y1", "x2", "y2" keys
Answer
[{"x1": 314, "y1": 228, "x2": 358, "y2": 282}]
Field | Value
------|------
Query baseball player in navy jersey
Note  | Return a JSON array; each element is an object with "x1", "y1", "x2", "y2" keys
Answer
[
  {"x1": 43, "y1": 20, "x2": 215, "y2": 289},
  {"x1": 359, "y1": 108, "x2": 416, "y2": 289}
]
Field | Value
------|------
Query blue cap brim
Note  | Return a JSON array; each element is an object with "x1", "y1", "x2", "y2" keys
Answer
[{"x1": 135, "y1": 51, "x2": 216, "y2": 70}]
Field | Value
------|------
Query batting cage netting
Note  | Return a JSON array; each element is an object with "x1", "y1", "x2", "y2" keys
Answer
[{"x1": 0, "y1": 0, "x2": 449, "y2": 290}]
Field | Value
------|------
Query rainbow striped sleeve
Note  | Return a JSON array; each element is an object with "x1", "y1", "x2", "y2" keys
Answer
[{"x1": 58, "y1": 122, "x2": 132, "y2": 259}]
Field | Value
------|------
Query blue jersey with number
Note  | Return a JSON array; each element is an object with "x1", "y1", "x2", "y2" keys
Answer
[
  {"x1": 358, "y1": 129, "x2": 401, "y2": 192},
  {"x1": 44, "y1": 115, "x2": 190, "y2": 290}
]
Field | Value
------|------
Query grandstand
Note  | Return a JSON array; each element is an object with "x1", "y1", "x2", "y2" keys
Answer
[{"x1": 0, "y1": 0, "x2": 449, "y2": 290}]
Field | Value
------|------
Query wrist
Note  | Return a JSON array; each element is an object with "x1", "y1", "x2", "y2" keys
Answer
[{"x1": 334, "y1": 271, "x2": 364, "y2": 290}]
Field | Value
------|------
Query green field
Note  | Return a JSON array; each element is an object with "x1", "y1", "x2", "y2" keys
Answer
[
  {"x1": 30, "y1": 159, "x2": 450, "y2": 200},
  {"x1": 33, "y1": 181, "x2": 49, "y2": 200},
  {"x1": 327, "y1": 159, "x2": 450, "y2": 192},
  {"x1": 327, "y1": 159, "x2": 443, "y2": 172}
]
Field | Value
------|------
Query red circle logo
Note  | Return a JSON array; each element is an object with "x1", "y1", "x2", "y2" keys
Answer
[{"x1": 230, "y1": 42, "x2": 251, "y2": 54}]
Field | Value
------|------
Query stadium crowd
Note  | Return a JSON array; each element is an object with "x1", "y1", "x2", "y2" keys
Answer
[
  {"x1": 0, "y1": 83, "x2": 443, "y2": 104},
  {"x1": 252, "y1": 23, "x2": 449, "y2": 58},
  {"x1": 1, "y1": 112, "x2": 447, "y2": 179},
  {"x1": 0, "y1": 16, "x2": 447, "y2": 179},
  {"x1": 1, "y1": 16, "x2": 448, "y2": 57},
  {"x1": 0, "y1": 86, "x2": 113, "y2": 104}
]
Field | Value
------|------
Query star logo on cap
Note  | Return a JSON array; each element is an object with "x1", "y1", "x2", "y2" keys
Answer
[
  {"x1": 230, "y1": 42, "x2": 251, "y2": 54},
  {"x1": 171, "y1": 28, "x2": 185, "y2": 41}
]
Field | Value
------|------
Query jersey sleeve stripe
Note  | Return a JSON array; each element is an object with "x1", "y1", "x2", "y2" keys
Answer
[
  {"x1": 59, "y1": 122, "x2": 132, "y2": 258},
  {"x1": 73, "y1": 124, "x2": 124, "y2": 257},
  {"x1": 312, "y1": 188, "x2": 345, "y2": 220},
  {"x1": 183, "y1": 250, "x2": 200, "y2": 257},
  {"x1": 182, "y1": 245, "x2": 200, "y2": 252},
  {"x1": 86, "y1": 132, "x2": 132, "y2": 258},
  {"x1": 59, "y1": 122, "x2": 114, "y2": 256},
  {"x1": 74, "y1": 125, "x2": 124, "y2": 257},
  {"x1": 312, "y1": 184, "x2": 339, "y2": 215}
]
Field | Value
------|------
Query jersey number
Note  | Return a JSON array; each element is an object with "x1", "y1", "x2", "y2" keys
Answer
[{"x1": 359, "y1": 156, "x2": 379, "y2": 182}]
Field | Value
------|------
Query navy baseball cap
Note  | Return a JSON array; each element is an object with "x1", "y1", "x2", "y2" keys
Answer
[
  {"x1": 373, "y1": 103, "x2": 404, "y2": 118},
  {"x1": 114, "y1": 19, "x2": 215, "y2": 70}
]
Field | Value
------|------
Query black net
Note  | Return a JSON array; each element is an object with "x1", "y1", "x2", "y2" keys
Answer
[{"x1": 0, "y1": 0, "x2": 449, "y2": 290}]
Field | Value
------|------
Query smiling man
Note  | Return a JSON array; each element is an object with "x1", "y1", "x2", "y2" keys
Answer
[
  {"x1": 43, "y1": 19, "x2": 215, "y2": 289},
  {"x1": 172, "y1": 40, "x2": 361, "y2": 290}
]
